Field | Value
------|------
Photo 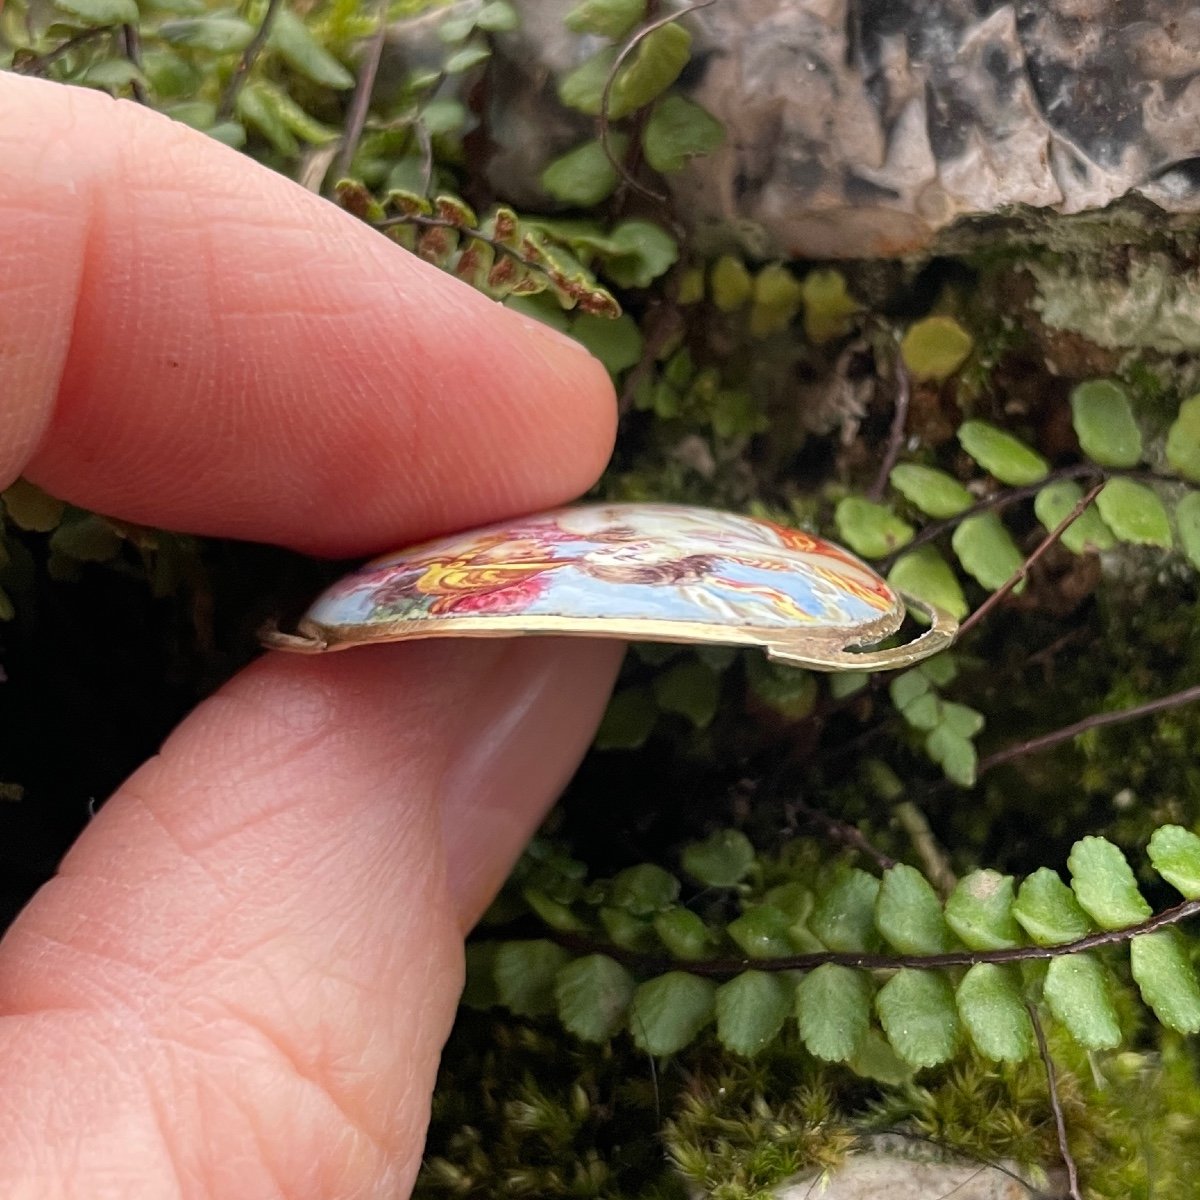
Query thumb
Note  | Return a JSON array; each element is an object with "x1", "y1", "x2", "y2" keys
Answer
[{"x1": 0, "y1": 636, "x2": 621, "y2": 1198}]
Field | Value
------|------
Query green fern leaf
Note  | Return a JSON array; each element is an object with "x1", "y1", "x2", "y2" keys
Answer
[
  {"x1": 495, "y1": 940, "x2": 573, "y2": 1017},
  {"x1": 1043, "y1": 953, "x2": 1122, "y2": 1050},
  {"x1": 1070, "y1": 379, "x2": 1142, "y2": 467},
  {"x1": 951, "y1": 512, "x2": 1025, "y2": 592},
  {"x1": 945, "y1": 870, "x2": 1023, "y2": 950},
  {"x1": 681, "y1": 829, "x2": 755, "y2": 887},
  {"x1": 876, "y1": 864, "x2": 956, "y2": 955},
  {"x1": 1130, "y1": 930, "x2": 1200, "y2": 1034},
  {"x1": 716, "y1": 971, "x2": 792, "y2": 1058},
  {"x1": 555, "y1": 955, "x2": 635, "y2": 1042},
  {"x1": 1012, "y1": 868, "x2": 1094, "y2": 945},
  {"x1": 653, "y1": 908, "x2": 716, "y2": 960},
  {"x1": 809, "y1": 867, "x2": 881, "y2": 953},
  {"x1": 795, "y1": 964, "x2": 872, "y2": 1062},
  {"x1": 608, "y1": 863, "x2": 680, "y2": 916},
  {"x1": 1148, "y1": 825, "x2": 1200, "y2": 899},
  {"x1": 955, "y1": 963, "x2": 1035, "y2": 1062},
  {"x1": 876, "y1": 970, "x2": 961, "y2": 1068},
  {"x1": 630, "y1": 972, "x2": 716, "y2": 1055},
  {"x1": 957, "y1": 421, "x2": 1049, "y2": 485},
  {"x1": 1068, "y1": 837, "x2": 1152, "y2": 930}
]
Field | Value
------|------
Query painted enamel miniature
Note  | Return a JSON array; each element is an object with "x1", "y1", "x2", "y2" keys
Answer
[{"x1": 263, "y1": 503, "x2": 957, "y2": 671}]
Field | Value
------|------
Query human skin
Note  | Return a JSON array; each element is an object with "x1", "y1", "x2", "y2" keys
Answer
[{"x1": 0, "y1": 73, "x2": 622, "y2": 1198}]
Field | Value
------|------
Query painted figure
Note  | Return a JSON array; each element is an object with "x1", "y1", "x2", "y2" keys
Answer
[{"x1": 309, "y1": 503, "x2": 896, "y2": 633}]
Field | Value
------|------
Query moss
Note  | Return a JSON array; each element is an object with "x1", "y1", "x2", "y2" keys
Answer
[{"x1": 1031, "y1": 254, "x2": 1200, "y2": 354}]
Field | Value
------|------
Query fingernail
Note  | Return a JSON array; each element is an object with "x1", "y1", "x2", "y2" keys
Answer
[{"x1": 438, "y1": 638, "x2": 623, "y2": 929}]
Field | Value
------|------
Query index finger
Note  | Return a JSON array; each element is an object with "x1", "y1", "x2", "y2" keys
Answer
[{"x1": 0, "y1": 75, "x2": 615, "y2": 557}]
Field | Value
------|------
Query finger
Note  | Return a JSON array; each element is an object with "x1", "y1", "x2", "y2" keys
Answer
[
  {"x1": 0, "y1": 636, "x2": 624, "y2": 1197},
  {"x1": 0, "y1": 75, "x2": 614, "y2": 557}
]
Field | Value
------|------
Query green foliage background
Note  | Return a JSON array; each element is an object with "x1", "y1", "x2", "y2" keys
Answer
[{"x1": 5, "y1": 1, "x2": 1200, "y2": 1196}]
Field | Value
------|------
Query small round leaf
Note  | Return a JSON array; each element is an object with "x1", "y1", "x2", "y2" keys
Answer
[
  {"x1": 653, "y1": 907, "x2": 715, "y2": 960},
  {"x1": 652, "y1": 657, "x2": 720, "y2": 729},
  {"x1": 629, "y1": 972, "x2": 716, "y2": 1055},
  {"x1": 717, "y1": 970, "x2": 792, "y2": 1058},
  {"x1": 955, "y1": 964, "x2": 1034, "y2": 1062},
  {"x1": 801, "y1": 270, "x2": 860, "y2": 343},
  {"x1": 951, "y1": 511, "x2": 1024, "y2": 592},
  {"x1": 710, "y1": 254, "x2": 752, "y2": 312},
  {"x1": 1095, "y1": 479, "x2": 1172, "y2": 547},
  {"x1": 1177, "y1": 490, "x2": 1200, "y2": 570},
  {"x1": 541, "y1": 137, "x2": 626, "y2": 207},
  {"x1": 1044, "y1": 953, "x2": 1122, "y2": 1050},
  {"x1": 1147, "y1": 824, "x2": 1200, "y2": 899},
  {"x1": 681, "y1": 829, "x2": 755, "y2": 887},
  {"x1": 876, "y1": 863, "x2": 955, "y2": 955},
  {"x1": 877, "y1": 970, "x2": 960, "y2": 1068},
  {"x1": 610, "y1": 22, "x2": 691, "y2": 118},
  {"x1": 900, "y1": 316, "x2": 973, "y2": 381},
  {"x1": 495, "y1": 940, "x2": 572, "y2": 1016},
  {"x1": 796, "y1": 965, "x2": 873, "y2": 1062},
  {"x1": 1070, "y1": 379, "x2": 1143, "y2": 467},
  {"x1": 887, "y1": 546, "x2": 969, "y2": 622},
  {"x1": 565, "y1": 0, "x2": 646, "y2": 37},
  {"x1": 1068, "y1": 836, "x2": 1152, "y2": 930},
  {"x1": 1166, "y1": 394, "x2": 1200, "y2": 483},
  {"x1": 1013, "y1": 868, "x2": 1093, "y2": 946},
  {"x1": 834, "y1": 498, "x2": 914, "y2": 559},
  {"x1": 1130, "y1": 930, "x2": 1200, "y2": 1034},
  {"x1": 643, "y1": 95, "x2": 724, "y2": 174},
  {"x1": 608, "y1": 863, "x2": 680, "y2": 916},
  {"x1": 809, "y1": 867, "x2": 881, "y2": 953},
  {"x1": 889, "y1": 464, "x2": 973, "y2": 518},
  {"x1": 1033, "y1": 480, "x2": 1115, "y2": 554},
  {"x1": 2, "y1": 480, "x2": 65, "y2": 532},
  {"x1": 727, "y1": 904, "x2": 794, "y2": 958},
  {"x1": 957, "y1": 421, "x2": 1049, "y2": 485},
  {"x1": 945, "y1": 870, "x2": 1023, "y2": 950},
  {"x1": 555, "y1": 955, "x2": 635, "y2": 1042}
]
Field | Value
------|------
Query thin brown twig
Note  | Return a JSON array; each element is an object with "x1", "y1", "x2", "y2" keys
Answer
[
  {"x1": 957, "y1": 479, "x2": 1106, "y2": 641},
  {"x1": 11, "y1": 25, "x2": 113, "y2": 74},
  {"x1": 976, "y1": 682, "x2": 1200, "y2": 778},
  {"x1": 1028, "y1": 1003, "x2": 1083, "y2": 1200},
  {"x1": 331, "y1": 0, "x2": 389, "y2": 184},
  {"x1": 118, "y1": 23, "x2": 149, "y2": 104},
  {"x1": 216, "y1": 0, "x2": 284, "y2": 120},
  {"x1": 598, "y1": 1, "x2": 716, "y2": 205},
  {"x1": 878, "y1": 465, "x2": 1100, "y2": 572},
  {"x1": 784, "y1": 797, "x2": 897, "y2": 871},
  {"x1": 868, "y1": 354, "x2": 910, "y2": 502},
  {"x1": 880, "y1": 464, "x2": 1167, "y2": 572},
  {"x1": 543, "y1": 896, "x2": 1200, "y2": 978}
]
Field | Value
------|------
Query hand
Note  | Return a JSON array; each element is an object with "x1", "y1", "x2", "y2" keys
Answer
[{"x1": 0, "y1": 74, "x2": 621, "y2": 1198}]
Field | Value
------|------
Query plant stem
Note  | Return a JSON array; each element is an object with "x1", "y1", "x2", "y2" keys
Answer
[
  {"x1": 598, "y1": 1, "x2": 715, "y2": 205},
  {"x1": 785, "y1": 796, "x2": 897, "y2": 872},
  {"x1": 12, "y1": 26, "x2": 113, "y2": 74},
  {"x1": 330, "y1": 0, "x2": 388, "y2": 184},
  {"x1": 957, "y1": 479, "x2": 1106, "y2": 641},
  {"x1": 543, "y1": 896, "x2": 1200, "y2": 978},
  {"x1": 977, "y1": 682, "x2": 1200, "y2": 777},
  {"x1": 217, "y1": 0, "x2": 283, "y2": 120},
  {"x1": 868, "y1": 353, "x2": 910, "y2": 502},
  {"x1": 119, "y1": 23, "x2": 148, "y2": 104},
  {"x1": 1029, "y1": 1003, "x2": 1083, "y2": 1200}
]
